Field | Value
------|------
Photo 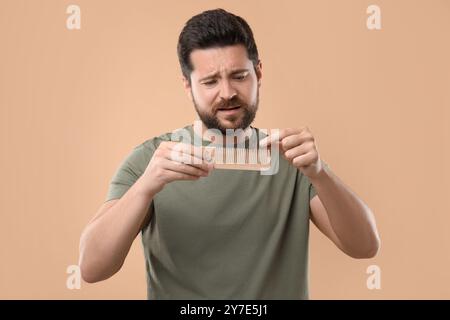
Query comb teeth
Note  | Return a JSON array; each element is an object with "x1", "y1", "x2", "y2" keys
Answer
[{"x1": 203, "y1": 146, "x2": 272, "y2": 171}]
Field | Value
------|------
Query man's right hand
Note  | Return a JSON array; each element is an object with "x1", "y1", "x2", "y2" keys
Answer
[{"x1": 137, "y1": 141, "x2": 213, "y2": 196}]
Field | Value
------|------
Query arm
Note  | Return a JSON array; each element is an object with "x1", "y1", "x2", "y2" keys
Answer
[
  {"x1": 260, "y1": 127, "x2": 380, "y2": 259},
  {"x1": 309, "y1": 164, "x2": 380, "y2": 259},
  {"x1": 78, "y1": 178, "x2": 155, "y2": 283},
  {"x1": 78, "y1": 141, "x2": 213, "y2": 283}
]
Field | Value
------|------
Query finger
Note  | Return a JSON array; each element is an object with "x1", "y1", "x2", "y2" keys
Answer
[
  {"x1": 165, "y1": 169, "x2": 202, "y2": 181},
  {"x1": 283, "y1": 144, "x2": 308, "y2": 161},
  {"x1": 175, "y1": 145, "x2": 215, "y2": 171},
  {"x1": 163, "y1": 158, "x2": 210, "y2": 177},
  {"x1": 168, "y1": 143, "x2": 208, "y2": 166},
  {"x1": 259, "y1": 128, "x2": 301, "y2": 147},
  {"x1": 259, "y1": 129, "x2": 279, "y2": 148},
  {"x1": 173, "y1": 159, "x2": 213, "y2": 175},
  {"x1": 292, "y1": 152, "x2": 316, "y2": 168},
  {"x1": 258, "y1": 134, "x2": 279, "y2": 148},
  {"x1": 159, "y1": 141, "x2": 202, "y2": 156},
  {"x1": 280, "y1": 134, "x2": 310, "y2": 151},
  {"x1": 161, "y1": 143, "x2": 206, "y2": 167}
]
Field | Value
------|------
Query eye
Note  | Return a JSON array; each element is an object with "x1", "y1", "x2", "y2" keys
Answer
[
  {"x1": 202, "y1": 79, "x2": 217, "y2": 86},
  {"x1": 233, "y1": 73, "x2": 248, "y2": 81}
]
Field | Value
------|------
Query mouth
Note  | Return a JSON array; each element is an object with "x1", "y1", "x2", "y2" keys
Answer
[{"x1": 217, "y1": 106, "x2": 242, "y2": 114}]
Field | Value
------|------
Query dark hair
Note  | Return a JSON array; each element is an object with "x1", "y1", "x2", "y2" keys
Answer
[{"x1": 177, "y1": 8, "x2": 260, "y2": 82}]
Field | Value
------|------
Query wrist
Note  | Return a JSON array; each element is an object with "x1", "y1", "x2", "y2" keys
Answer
[
  {"x1": 134, "y1": 175, "x2": 161, "y2": 199},
  {"x1": 308, "y1": 160, "x2": 329, "y2": 183}
]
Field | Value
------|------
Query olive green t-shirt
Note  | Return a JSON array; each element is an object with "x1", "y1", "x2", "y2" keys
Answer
[{"x1": 106, "y1": 124, "x2": 324, "y2": 299}]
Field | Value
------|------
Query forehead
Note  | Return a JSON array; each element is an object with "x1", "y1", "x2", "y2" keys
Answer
[{"x1": 189, "y1": 44, "x2": 252, "y2": 76}]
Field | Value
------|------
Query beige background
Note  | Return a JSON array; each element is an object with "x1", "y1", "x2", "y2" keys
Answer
[{"x1": 1, "y1": 0, "x2": 449, "y2": 299}]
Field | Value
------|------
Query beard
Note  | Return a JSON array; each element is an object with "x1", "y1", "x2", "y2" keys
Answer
[{"x1": 192, "y1": 89, "x2": 259, "y2": 135}]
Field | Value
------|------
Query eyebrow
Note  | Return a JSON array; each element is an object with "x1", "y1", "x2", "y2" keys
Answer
[{"x1": 198, "y1": 68, "x2": 250, "y2": 82}]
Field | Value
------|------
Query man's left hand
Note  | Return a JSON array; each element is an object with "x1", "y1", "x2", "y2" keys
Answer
[{"x1": 259, "y1": 127, "x2": 324, "y2": 180}]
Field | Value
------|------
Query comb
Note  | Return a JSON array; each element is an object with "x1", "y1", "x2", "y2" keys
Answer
[{"x1": 202, "y1": 145, "x2": 272, "y2": 171}]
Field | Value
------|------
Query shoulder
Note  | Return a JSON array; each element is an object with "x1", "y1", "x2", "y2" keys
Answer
[{"x1": 137, "y1": 124, "x2": 193, "y2": 153}]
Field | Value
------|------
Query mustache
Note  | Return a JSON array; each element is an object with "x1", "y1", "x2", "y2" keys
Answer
[{"x1": 214, "y1": 96, "x2": 247, "y2": 112}]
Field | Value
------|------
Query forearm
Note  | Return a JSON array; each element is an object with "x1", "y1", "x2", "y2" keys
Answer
[
  {"x1": 310, "y1": 163, "x2": 380, "y2": 258},
  {"x1": 79, "y1": 177, "x2": 154, "y2": 282}
]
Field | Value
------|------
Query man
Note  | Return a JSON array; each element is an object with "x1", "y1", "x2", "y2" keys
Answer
[{"x1": 79, "y1": 8, "x2": 380, "y2": 299}]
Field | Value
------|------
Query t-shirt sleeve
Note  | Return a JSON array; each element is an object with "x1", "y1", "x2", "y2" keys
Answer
[
  {"x1": 105, "y1": 143, "x2": 152, "y2": 202},
  {"x1": 308, "y1": 161, "x2": 331, "y2": 201},
  {"x1": 309, "y1": 182, "x2": 318, "y2": 201}
]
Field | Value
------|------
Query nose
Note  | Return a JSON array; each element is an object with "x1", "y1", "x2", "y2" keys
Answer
[{"x1": 219, "y1": 79, "x2": 237, "y2": 101}]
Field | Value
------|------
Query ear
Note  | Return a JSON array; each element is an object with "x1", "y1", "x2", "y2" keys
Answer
[
  {"x1": 255, "y1": 60, "x2": 262, "y2": 87},
  {"x1": 182, "y1": 75, "x2": 193, "y2": 100}
]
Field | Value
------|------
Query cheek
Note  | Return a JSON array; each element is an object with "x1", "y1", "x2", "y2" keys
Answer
[
  {"x1": 242, "y1": 80, "x2": 258, "y2": 104},
  {"x1": 192, "y1": 86, "x2": 216, "y2": 108}
]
